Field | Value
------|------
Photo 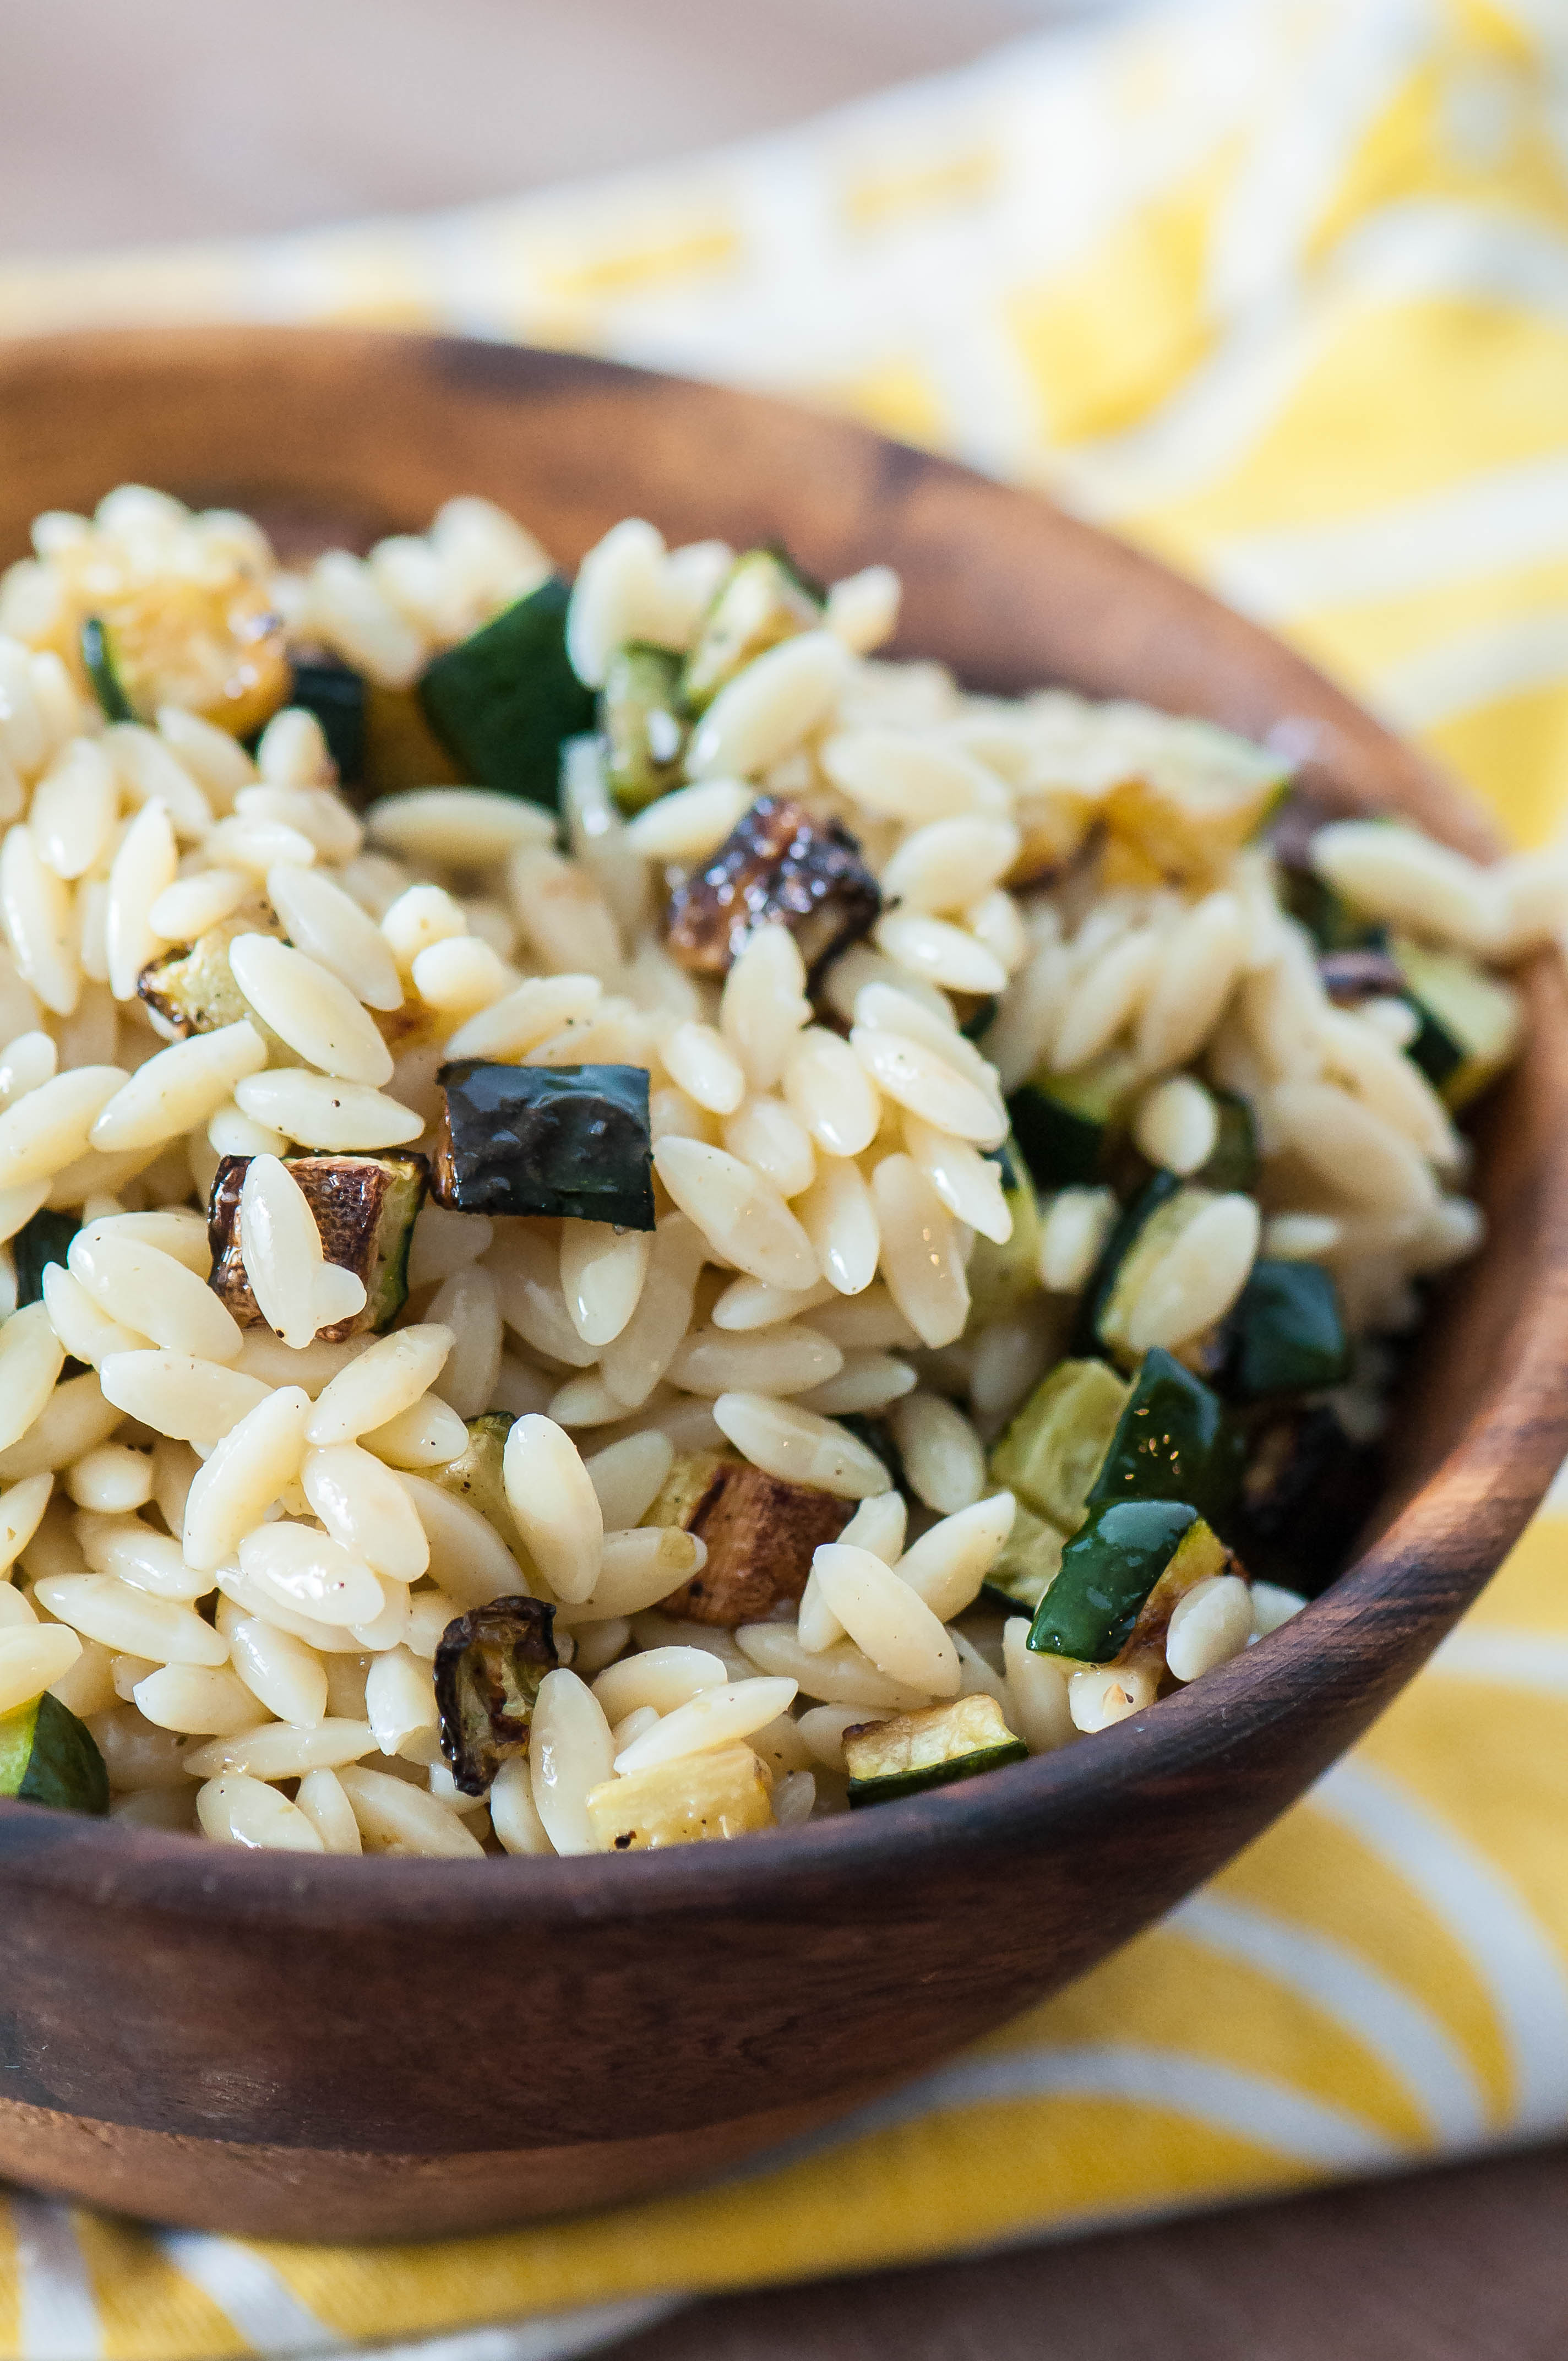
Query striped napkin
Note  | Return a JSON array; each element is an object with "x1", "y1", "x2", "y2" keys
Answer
[{"x1": 3, "y1": 0, "x2": 1568, "y2": 2351}]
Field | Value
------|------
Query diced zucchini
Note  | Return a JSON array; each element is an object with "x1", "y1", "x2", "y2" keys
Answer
[
  {"x1": 845, "y1": 1693, "x2": 1027, "y2": 1806},
  {"x1": 427, "y1": 1412, "x2": 526, "y2": 1557},
  {"x1": 80, "y1": 616, "x2": 135, "y2": 723},
  {"x1": 643, "y1": 1447, "x2": 852, "y2": 1625},
  {"x1": 1102, "y1": 722, "x2": 1289, "y2": 884},
  {"x1": 208, "y1": 1152, "x2": 428, "y2": 1338},
  {"x1": 433, "y1": 1593, "x2": 558, "y2": 1794},
  {"x1": 665, "y1": 795, "x2": 881, "y2": 979},
  {"x1": 1199, "y1": 1090, "x2": 1259, "y2": 1192},
  {"x1": 601, "y1": 643, "x2": 687, "y2": 810},
  {"x1": 967, "y1": 1141, "x2": 1044, "y2": 1326},
  {"x1": 1069, "y1": 1169, "x2": 1179, "y2": 1358},
  {"x1": 1094, "y1": 1184, "x2": 1219, "y2": 1372},
  {"x1": 1270, "y1": 792, "x2": 1380, "y2": 951},
  {"x1": 1121, "y1": 1516, "x2": 1238, "y2": 1658},
  {"x1": 1388, "y1": 935, "x2": 1522, "y2": 1112},
  {"x1": 979, "y1": 1499, "x2": 1064, "y2": 1613},
  {"x1": 1030, "y1": 1498, "x2": 1223, "y2": 1663},
  {"x1": 0, "y1": 1689, "x2": 109, "y2": 1814},
  {"x1": 1084, "y1": 1346, "x2": 1244, "y2": 1531},
  {"x1": 362, "y1": 681, "x2": 466, "y2": 797},
  {"x1": 990, "y1": 1358, "x2": 1130, "y2": 1532},
  {"x1": 12, "y1": 1208, "x2": 78, "y2": 1309},
  {"x1": 1230, "y1": 1402, "x2": 1382, "y2": 1597},
  {"x1": 138, "y1": 902, "x2": 285, "y2": 1041},
  {"x1": 586, "y1": 1740, "x2": 775, "y2": 1849},
  {"x1": 1219, "y1": 1259, "x2": 1350, "y2": 1402},
  {"x1": 418, "y1": 577, "x2": 596, "y2": 809},
  {"x1": 1008, "y1": 1048, "x2": 1139, "y2": 1190},
  {"x1": 433, "y1": 1060, "x2": 655, "y2": 1228},
  {"x1": 679, "y1": 547, "x2": 823, "y2": 715},
  {"x1": 286, "y1": 658, "x2": 365, "y2": 786}
]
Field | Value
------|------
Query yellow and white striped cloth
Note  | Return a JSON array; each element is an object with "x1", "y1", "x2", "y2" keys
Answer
[{"x1": 3, "y1": 0, "x2": 1568, "y2": 2351}]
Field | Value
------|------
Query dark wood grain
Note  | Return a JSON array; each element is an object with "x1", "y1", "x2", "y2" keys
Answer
[
  {"x1": 602, "y1": 2145, "x2": 1568, "y2": 2361},
  {"x1": 0, "y1": 327, "x2": 1564, "y2": 2242}
]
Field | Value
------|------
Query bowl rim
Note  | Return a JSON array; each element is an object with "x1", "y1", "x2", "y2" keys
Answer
[{"x1": 3, "y1": 322, "x2": 1566, "y2": 1925}]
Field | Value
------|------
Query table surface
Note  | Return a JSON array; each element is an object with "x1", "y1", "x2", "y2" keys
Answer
[{"x1": 4, "y1": 7, "x2": 1559, "y2": 2357}]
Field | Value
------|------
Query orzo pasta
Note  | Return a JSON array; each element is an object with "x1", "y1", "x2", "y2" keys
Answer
[{"x1": 0, "y1": 485, "x2": 1553, "y2": 1852}]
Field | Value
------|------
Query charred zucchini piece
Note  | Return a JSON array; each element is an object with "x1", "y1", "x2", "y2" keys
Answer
[
  {"x1": 602, "y1": 643, "x2": 687, "y2": 810},
  {"x1": 644, "y1": 1447, "x2": 853, "y2": 1625},
  {"x1": 0, "y1": 1689, "x2": 108, "y2": 1815},
  {"x1": 1230, "y1": 1403, "x2": 1382, "y2": 1597},
  {"x1": 1008, "y1": 1048, "x2": 1138, "y2": 1190},
  {"x1": 417, "y1": 576, "x2": 596, "y2": 810},
  {"x1": 433, "y1": 1060, "x2": 655, "y2": 1228},
  {"x1": 967, "y1": 1142, "x2": 1044, "y2": 1326},
  {"x1": 1388, "y1": 935, "x2": 1522, "y2": 1112},
  {"x1": 1085, "y1": 1346, "x2": 1244, "y2": 1530},
  {"x1": 1270, "y1": 792, "x2": 1379, "y2": 953},
  {"x1": 1093, "y1": 1183, "x2": 1231, "y2": 1372},
  {"x1": 80, "y1": 616, "x2": 135, "y2": 724},
  {"x1": 845, "y1": 1694, "x2": 1027, "y2": 1806},
  {"x1": 1198, "y1": 1090, "x2": 1259, "y2": 1193},
  {"x1": 586, "y1": 1740, "x2": 775, "y2": 1849},
  {"x1": 1102, "y1": 723, "x2": 1289, "y2": 884},
  {"x1": 980, "y1": 1499, "x2": 1064, "y2": 1613},
  {"x1": 666, "y1": 796, "x2": 880, "y2": 979},
  {"x1": 12, "y1": 1208, "x2": 78, "y2": 1309},
  {"x1": 1069, "y1": 1169, "x2": 1180, "y2": 1358},
  {"x1": 427, "y1": 1412, "x2": 526, "y2": 1556},
  {"x1": 361, "y1": 680, "x2": 466, "y2": 798},
  {"x1": 1219, "y1": 1259, "x2": 1350, "y2": 1402},
  {"x1": 208, "y1": 1152, "x2": 428, "y2": 1339},
  {"x1": 286, "y1": 656, "x2": 365, "y2": 786},
  {"x1": 138, "y1": 902, "x2": 284, "y2": 1041},
  {"x1": 679, "y1": 547, "x2": 823, "y2": 715},
  {"x1": 990, "y1": 1359, "x2": 1130, "y2": 1533},
  {"x1": 1030, "y1": 1499, "x2": 1225, "y2": 1663},
  {"x1": 433, "y1": 1595, "x2": 558, "y2": 1795}
]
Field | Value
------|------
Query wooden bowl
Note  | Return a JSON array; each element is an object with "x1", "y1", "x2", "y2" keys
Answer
[{"x1": 0, "y1": 327, "x2": 1564, "y2": 2243}]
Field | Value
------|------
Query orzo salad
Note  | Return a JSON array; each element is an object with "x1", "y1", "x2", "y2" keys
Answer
[{"x1": 0, "y1": 485, "x2": 1553, "y2": 1857}]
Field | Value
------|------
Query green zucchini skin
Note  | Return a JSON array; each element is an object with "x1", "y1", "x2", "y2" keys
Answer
[
  {"x1": 848, "y1": 1739, "x2": 1029, "y2": 1805},
  {"x1": 1086, "y1": 1346, "x2": 1244, "y2": 1528},
  {"x1": 418, "y1": 577, "x2": 596, "y2": 809},
  {"x1": 1198, "y1": 1091, "x2": 1260, "y2": 1192},
  {"x1": 12, "y1": 1208, "x2": 78, "y2": 1309},
  {"x1": 1231, "y1": 1402, "x2": 1383, "y2": 1596},
  {"x1": 1388, "y1": 935, "x2": 1521, "y2": 1111},
  {"x1": 433, "y1": 1060, "x2": 656, "y2": 1228},
  {"x1": 601, "y1": 642, "x2": 687, "y2": 810},
  {"x1": 285, "y1": 657, "x2": 366, "y2": 788},
  {"x1": 679, "y1": 547, "x2": 823, "y2": 716},
  {"x1": 1028, "y1": 1497, "x2": 1199, "y2": 1662},
  {"x1": 1069, "y1": 1171, "x2": 1179, "y2": 1357},
  {"x1": 1009, "y1": 1051, "x2": 1137, "y2": 1190},
  {"x1": 80, "y1": 616, "x2": 135, "y2": 723},
  {"x1": 1219, "y1": 1258, "x2": 1351, "y2": 1401},
  {"x1": 990, "y1": 1358, "x2": 1130, "y2": 1533},
  {"x1": 0, "y1": 1691, "x2": 109, "y2": 1815}
]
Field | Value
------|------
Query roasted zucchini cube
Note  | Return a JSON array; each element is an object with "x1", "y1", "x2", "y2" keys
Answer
[
  {"x1": 967, "y1": 1141, "x2": 1044, "y2": 1326},
  {"x1": 418, "y1": 576, "x2": 596, "y2": 810},
  {"x1": 0, "y1": 1690, "x2": 108, "y2": 1815},
  {"x1": 1218, "y1": 1259, "x2": 1350, "y2": 1402},
  {"x1": 1229, "y1": 1403, "x2": 1382, "y2": 1598},
  {"x1": 679, "y1": 547, "x2": 823, "y2": 715},
  {"x1": 208, "y1": 1151, "x2": 428, "y2": 1339},
  {"x1": 426, "y1": 1412, "x2": 526, "y2": 1555},
  {"x1": 432, "y1": 1060, "x2": 655, "y2": 1228},
  {"x1": 62, "y1": 567, "x2": 288, "y2": 736},
  {"x1": 601, "y1": 643, "x2": 687, "y2": 810},
  {"x1": 80, "y1": 615, "x2": 135, "y2": 723},
  {"x1": 665, "y1": 796, "x2": 880, "y2": 979},
  {"x1": 644, "y1": 1448, "x2": 853, "y2": 1625},
  {"x1": 979, "y1": 1499, "x2": 1065, "y2": 1613},
  {"x1": 1030, "y1": 1498, "x2": 1224, "y2": 1663},
  {"x1": 1093, "y1": 1184, "x2": 1224, "y2": 1372},
  {"x1": 433, "y1": 1594, "x2": 558, "y2": 1795},
  {"x1": 285, "y1": 656, "x2": 365, "y2": 786},
  {"x1": 1102, "y1": 721, "x2": 1289, "y2": 885},
  {"x1": 1009, "y1": 1048, "x2": 1139, "y2": 1190},
  {"x1": 586, "y1": 1742, "x2": 775, "y2": 1849},
  {"x1": 1084, "y1": 1346, "x2": 1244, "y2": 1531},
  {"x1": 845, "y1": 1694, "x2": 1027, "y2": 1806},
  {"x1": 990, "y1": 1359, "x2": 1130, "y2": 1533},
  {"x1": 1389, "y1": 934, "x2": 1522, "y2": 1112},
  {"x1": 138, "y1": 902, "x2": 285, "y2": 1042}
]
